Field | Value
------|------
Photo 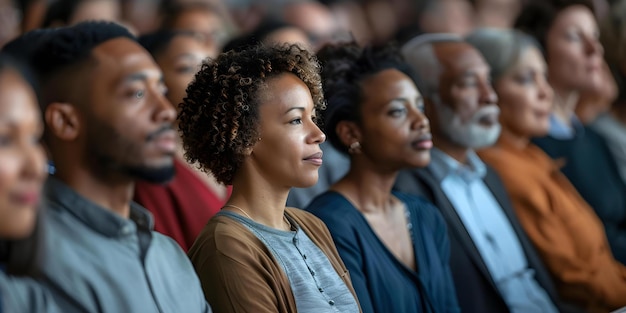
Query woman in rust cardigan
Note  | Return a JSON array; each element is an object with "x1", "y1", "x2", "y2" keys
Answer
[{"x1": 467, "y1": 28, "x2": 626, "y2": 313}]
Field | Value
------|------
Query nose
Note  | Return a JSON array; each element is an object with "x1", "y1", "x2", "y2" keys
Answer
[
  {"x1": 537, "y1": 75, "x2": 554, "y2": 102},
  {"x1": 307, "y1": 121, "x2": 326, "y2": 144},
  {"x1": 585, "y1": 36, "x2": 603, "y2": 56},
  {"x1": 152, "y1": 88, "x2": 177, "y2": 124},
  {"x1": 410, "y1": 107, "x2": 430, "y2": 131},
  {"x1": 479, "y1": 79, "x2": 498, "y2": 106},
  {"x1": 21, "y1": 140, "x2": 47, "y2": 182}
]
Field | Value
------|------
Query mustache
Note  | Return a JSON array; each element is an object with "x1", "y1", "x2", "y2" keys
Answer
[
  {"x1": 470, "y1": 105, "x2": 500, "y2": 122},
  {"x1": 146, "y1": 125, "x2": 175, "y2": 142}
]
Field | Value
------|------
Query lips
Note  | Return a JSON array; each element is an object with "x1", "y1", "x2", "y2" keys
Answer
[
  {"x1": 11, "y1": 190, "x2": 40, "y2": 206},
  {"x1": 412, "y1": 133, "x2": 433, "y2": 150},
  {"x1": 152, "y1": 130, "x2": 177, "y2": 153},
  {"x1": 303, "y1": 152, "x2": 323, "y2": 166}
]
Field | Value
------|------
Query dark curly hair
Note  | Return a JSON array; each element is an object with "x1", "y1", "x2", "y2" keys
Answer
[
  {"x1": 179, "y1": 44, "x2": 324, "y2": 185},
  {"x1": 317, "y1": 41, "x2": 413, "y2": 155}
]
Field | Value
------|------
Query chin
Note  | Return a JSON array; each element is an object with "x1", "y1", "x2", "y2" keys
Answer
[
  {"x1": 0, "y1": 215, "x2": 37, "y2": 239},
  {"x1": 292, "y1": 175, "x2": 319, "y2": 189}
]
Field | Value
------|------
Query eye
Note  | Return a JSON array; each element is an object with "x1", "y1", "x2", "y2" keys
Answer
[
  {"x1": 133, "y1": 89, "x2": 145, "y2": 99},
  {"x1": 289, "y1": 118, "x2": 303, "y2": 125},
  {"x1": 388, "y1": 107, "x2": 407, "y2": 117}
]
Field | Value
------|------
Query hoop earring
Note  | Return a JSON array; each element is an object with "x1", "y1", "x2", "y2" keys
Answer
[{"x1": 348, "y1": 141, "x2": 361, "y2": 154}]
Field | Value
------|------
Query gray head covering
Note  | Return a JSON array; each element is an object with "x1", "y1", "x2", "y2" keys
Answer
[{"x1": 466, "y1": 28, "x2": 541, "y2": 82}]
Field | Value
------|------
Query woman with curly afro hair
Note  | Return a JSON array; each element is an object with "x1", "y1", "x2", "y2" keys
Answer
[
  {"x1": 305, "y1": 42, "x2": 459, "y2": 313},
  {"x1": 182, "y1": 44, "x2": 362, "y2": 313}
]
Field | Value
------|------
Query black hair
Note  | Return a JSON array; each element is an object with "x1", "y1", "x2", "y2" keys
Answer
[
  {"x1": 0, "y1": 54, "x2": 44, "y2": 277},
  {"x1": 317, "y1": 41, "x2": 413, "y2": 155},
  {"x1": 138, "y1": 29, "x2": 199, "y2": 59},
  {"x1": 30, "y1": 21, "x2": 134, "y2": 108}
]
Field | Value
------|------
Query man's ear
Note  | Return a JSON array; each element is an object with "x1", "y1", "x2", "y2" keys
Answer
[
  {"x1": 335, "y1": 120, "x2": 362, "y2": 148},
  {"x1": 44, "y1": 103, "x2": 81, "y2": 141}
]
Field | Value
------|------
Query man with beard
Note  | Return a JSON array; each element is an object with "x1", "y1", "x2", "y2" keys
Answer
[
  {"x1": 28, "y1": 22, "x2": 211, "y2": 313},
  {"x1": 394, "y1": 34, "x2": 569, "y2": 313}
]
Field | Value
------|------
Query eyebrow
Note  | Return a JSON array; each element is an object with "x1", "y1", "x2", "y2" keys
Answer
[
  {"x1": 122, "y1": 72, "x2": 164, "y2": 84},
  {"x1": 284, "y1": 106, "x2": 305, "y2": 114}
]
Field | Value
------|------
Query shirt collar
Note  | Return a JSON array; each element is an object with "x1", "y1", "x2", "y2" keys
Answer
[
  {"x1": 44, "y1": 177, "x2": 154, "y2": 237},
  {"x1": 548, "y1": 113, "x2": 584, "y2": 139},
  {"x1": 429, "y1": 148, "x2": 487, "y2": 183}
]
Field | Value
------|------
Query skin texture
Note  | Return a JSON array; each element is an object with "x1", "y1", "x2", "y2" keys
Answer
[
  {"x1": 496, "y1": 46, "x2": 554, "y2": 141},
  {"x1": 0, "y1": 69, "x2": 46, "y2": 239},
  {"x1": 155, "y1": 34, "x2": 212, "y2": 108},
  {"x1": 546, "y1": 5, "x2": 604, "y2": 93},
  {"x1": 46, "y1": 37, "x2": 176, "y2": 218},
  {"x1": 425, "y1": 42, "x2": 500, "y2": 162}
]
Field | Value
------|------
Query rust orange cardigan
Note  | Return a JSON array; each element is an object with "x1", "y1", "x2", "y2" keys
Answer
[{"x1": 478, "y1": 137, "x2": 626, "y2": 313}]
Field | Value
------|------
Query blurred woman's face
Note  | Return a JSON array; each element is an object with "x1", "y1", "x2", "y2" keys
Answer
[
  {"x1": 495, "y1": 46, "x2": 554, "y2": 138},
  {"x1": 357, "y1": 69, "x2": 431, "y2": 170},
  {"x1": 546, "y1": 5, "x2": 604, "y2": 93},
  {"x1": 157, "y1": 35, "x2": 212, "y2": 108},
  {"x1": 0, "y1": 70, "x2": 47, "y2": 239}
]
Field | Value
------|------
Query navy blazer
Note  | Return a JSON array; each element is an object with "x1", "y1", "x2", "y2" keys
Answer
[{"x1": 394, "y1": 165, "x2": 584, "y2": 313}]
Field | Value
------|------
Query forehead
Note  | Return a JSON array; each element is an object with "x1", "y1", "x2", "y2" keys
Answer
[
  {"x1": 551, "y1": 5, "x2": 597, "y2": 32},
  {"x1": 259, "y1": 73, "x2": 313, "y2": 112},
  {"x1": 91, "y1": 37, "x2": 161, "y2": 82},
  {"x1": 361, "y1": 69, "x2": 417, "y2": 99},
  {"x1": 433, "y1": 42, "x2": 490, "y2": 77},
  {"x1": 0, "y1": 70, "x2": 38, "y2": 121}
]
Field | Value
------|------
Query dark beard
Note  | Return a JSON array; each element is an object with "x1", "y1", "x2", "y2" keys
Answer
[{"x1": 125, "y1": 164, "x2": 175, "y2": 184}]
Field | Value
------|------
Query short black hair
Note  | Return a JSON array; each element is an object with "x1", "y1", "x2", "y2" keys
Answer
[
  {"x1": 0, "y1": 54, "x2": 44, "y2": 277},
  {"x1": 317, "y1": 41, "x2": 413, "y2": 155},
  {"x1": 30, "y1": 21, "x2": 134, "y2": 107},
  {"x1": 138, "y1": 29, "x2": 199, "y2": 59},
  {"x1": 42, "y1": 0, "x2": 84, "y2": 27}
]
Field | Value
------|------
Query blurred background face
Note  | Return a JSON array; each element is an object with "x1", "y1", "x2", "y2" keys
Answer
[
  {"x1": 357, "y1": 69, "x2": 431, "y2": 170},
  {"x1": 546, "y1": 5, "x2": 604, "y2": 93},
  {"x1": 0, "y1": 69, "x2": 46, "y2": 239},
  {"x1": 495, "y1": 46, "x2": 554, "y2": 138},
  {"x1": 169, "y1": 7, "x2": 224, "y2": 56},
  {"x1": 70, "y1": 0, "x2": 121, "y2": 24},
  {"x1": 156, "y1": 34, "x2": 212, "y2": 107}
]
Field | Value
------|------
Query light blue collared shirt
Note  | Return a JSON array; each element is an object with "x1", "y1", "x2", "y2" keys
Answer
[
  {"x1": 548, "y1": 113, "x2": 584, "y2": 139},
  {"x1": 429, "y1": 149, "x2": 557, "y2": 313}
]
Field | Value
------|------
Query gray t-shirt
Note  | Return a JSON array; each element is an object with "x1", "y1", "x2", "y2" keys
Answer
[{"x1": 220, "y1": 211, "x2": 359, "y2": 313}]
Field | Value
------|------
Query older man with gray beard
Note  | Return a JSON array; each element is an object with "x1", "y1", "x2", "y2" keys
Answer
[{"x1": 394, "y1": 34, "x2": 582, "y2": 313}]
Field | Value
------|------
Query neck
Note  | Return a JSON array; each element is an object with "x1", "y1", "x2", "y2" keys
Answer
[
  {"x1": 53, "y1": 164, "x2": 134, "y2": 219},
  {"x1": 553, "y1": 89, "x2": 580, "y2": 127},
  {"x1": 225, "y1": 172, "x2": 289, "y2": 230},
  {"x1": 334, "y1": 157, "x2": 399, "y2": 214},
  {"x1": 498, "y1": 128, "x2": 529, "y2": 150},
  {"x1": 432, "y1": 131, "x2": 470, "y2": 164}
]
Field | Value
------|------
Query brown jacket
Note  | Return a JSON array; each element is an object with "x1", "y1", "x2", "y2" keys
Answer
[
  {"x1": 479, "y1": 138, "x2": 626, "y2": 313},
  {"x1": 188, "y1": 207, "x2": 362, "y2": 313}
]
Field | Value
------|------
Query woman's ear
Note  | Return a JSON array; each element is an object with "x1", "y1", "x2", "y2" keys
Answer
[
  {"x1": 45, "y1": 102, "x2": 81, "y2": 141},
  {"x1": 335, "y1": 120, "x2": 362, "y2": 151}
]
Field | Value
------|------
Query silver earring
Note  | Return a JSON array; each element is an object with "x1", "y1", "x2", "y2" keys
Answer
[{"x1": 348, "y1": 141, "x2": 361, "y2": 154}]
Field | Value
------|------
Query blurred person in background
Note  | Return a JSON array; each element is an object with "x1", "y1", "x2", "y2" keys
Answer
[
  {"x1": 41, "y1": 0, "x2": 121, "y2": 28},
  {"x1": 0, "y1": 0, "x2": 21, "y2": 48},
  {"x1": 396, "y1": 34, "x2": 566, "y2": 313},
  {"x1": 0, "y1": 54, "x2": 59, "y2": 313},
  {"x1": 516, "y1": 0, "x2": 626, "y2": 265},
  {"x1": 468, "y1": 27, "x2": 622, "y2": 313},
  {"x1": 133, "y1": 30, "x2": 226, "y2": 251},
  {"x1": 592, "y1": 0, "x2": 626, "y2": 185},
  {"x1": 396, "y1": 0, "x2": 475, "y2": 44}
]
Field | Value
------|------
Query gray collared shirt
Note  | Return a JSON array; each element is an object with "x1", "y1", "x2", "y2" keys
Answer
[
  {"x1": 41, "y1": 177, "x2": 211, "y2": 313},
  {"x1": 429, "y1": 149, "x2": 557, "y2": 313}
]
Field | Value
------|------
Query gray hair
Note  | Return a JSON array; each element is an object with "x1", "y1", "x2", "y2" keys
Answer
[
  {"x1": 466, "y1": 28, "x2": 541, "y2": 82},
  {"x1": 401, "y1": 33, "x2": 462, "y2": 101}
]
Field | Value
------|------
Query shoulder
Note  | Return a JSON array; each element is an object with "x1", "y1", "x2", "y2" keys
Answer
[
  {"x1": 190, "y1": 214, "x2": 262, "y2": 259},
  {"x1": 306, "y1": 191, "x2": 353, "y2": 220}
]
